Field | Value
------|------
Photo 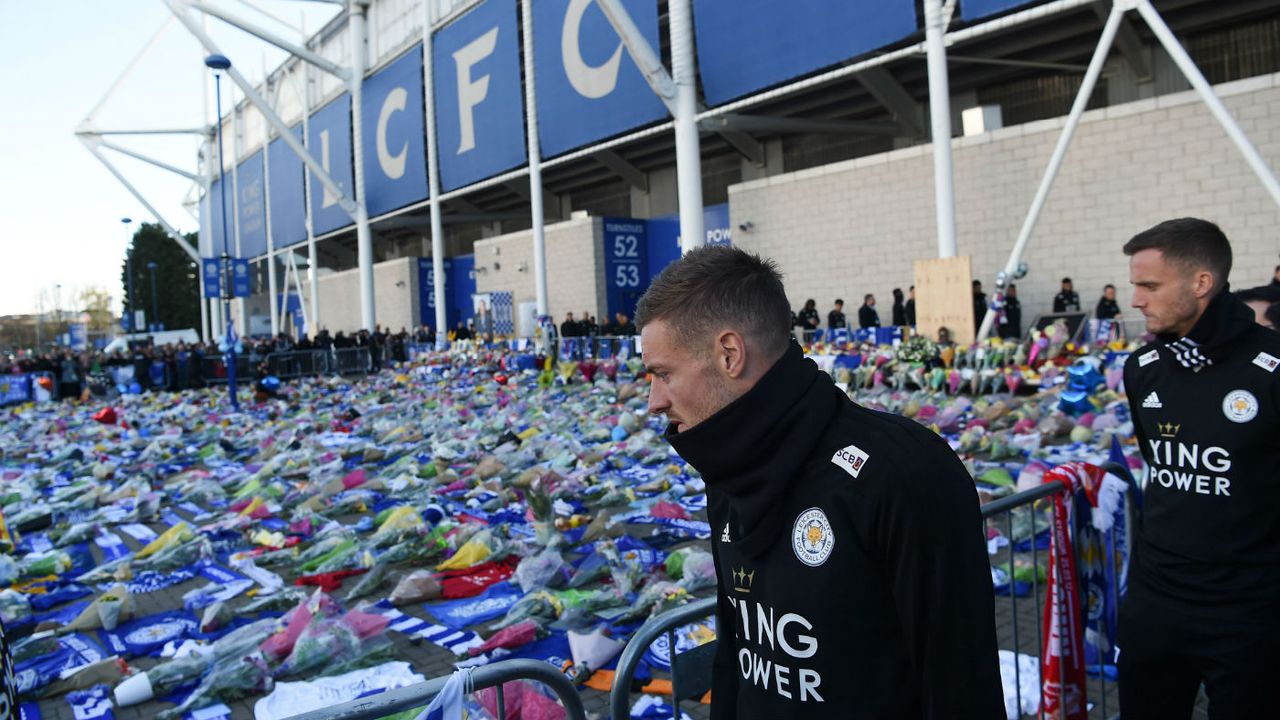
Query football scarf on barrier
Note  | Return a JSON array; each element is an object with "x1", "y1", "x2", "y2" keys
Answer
[{"x1": 1040, "y1": 462, "x2": 1128, "y2": 720}]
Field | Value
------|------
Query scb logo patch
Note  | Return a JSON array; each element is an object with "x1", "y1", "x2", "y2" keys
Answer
[{"x1": 792, "y1": 508, "x2": 835, "y2": 567}]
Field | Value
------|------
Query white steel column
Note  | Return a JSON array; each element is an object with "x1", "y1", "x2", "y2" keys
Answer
[
  {"x1": 1136, "y1": 0, "x2": 1280, "y2": 208},
  {"x1": 520, "y1": 0, "x2": 549, "y2": 317},
  {"x1": 298, "y1": 54, "x2": 320, "y2": 335},
  {"x1": 923, "y1": 0, "x2": 957, "y2": 258},
  {"x1": 230, "y1": 95, "x2": 247, "y2": 336},
  {"x1": 349, "y1": 1, "x2": 376, "y2": 331},
  {"x1": 978, "y1": 3, "x2": 1124, "y2": 341},
  {"x1": 422, "y1": 3, "x2": 448, "y2": 345},
  {"x1": 668, "y1": 0, "x2": 704, "y2": 254},
  {"x1": 263, "y1": 77, "x2": 280, "y2": 337}
]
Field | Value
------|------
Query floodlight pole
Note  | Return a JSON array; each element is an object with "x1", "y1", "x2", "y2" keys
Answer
[
  {"x1": 520, "y1": 0, "x2": 549, "y2": 318},
  {"x1": 209, "y1": 58, "x2": 240, "y2": 411},
  {"x1": 923, "y1": 0, "x2": 957, "y2": 258},
  {"x1": 123, "y1": 218, "x2": 135, "y2": 333},
  {"x1": 421, "y1": 1, "x2": 448, "y2": 347},
  {"x1": 147, "y1": 262, "x2": 160, "y2": 331}
]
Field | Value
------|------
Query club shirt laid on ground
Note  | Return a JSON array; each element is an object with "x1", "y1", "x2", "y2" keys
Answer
[
  {"x1": 1123, "y1": 290, "x2": 1280, "y2": 608},
  {"x1": 667, "y1": 342, "x2": 1003, "y2": 720}
]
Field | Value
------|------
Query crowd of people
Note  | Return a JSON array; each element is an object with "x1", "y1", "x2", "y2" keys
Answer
[{"x1": 559, "y1": 311, "x2": 636, "y2": 338}]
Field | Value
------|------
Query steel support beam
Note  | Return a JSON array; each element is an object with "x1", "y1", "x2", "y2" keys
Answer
[
  {"x1": 1094, "y1": 0, "x2": 1152, "y2": 81},
  {"x1": 699, "y1": 113, "x2": 904, "y2": 138},
  {"x1": 183, "y1": 0, "x2": 349, "y2": 80},
  {"x1": 591, "y1": 149, "x2": 649, "y2": 192},
  {"x1": 855, "y1": 67, "x2": 926, "y2": 138}
]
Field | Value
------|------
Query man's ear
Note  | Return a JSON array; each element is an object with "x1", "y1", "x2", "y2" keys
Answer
[
  {"x1": 1192, "y1": 270, "x2": 1215, "y2": 299},
  {"x1": 716, "y1": 330, "x2": 748, "y2": 379}
]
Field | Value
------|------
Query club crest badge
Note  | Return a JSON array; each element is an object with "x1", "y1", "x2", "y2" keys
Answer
[
  {"x1": 1222, "y1": 389, "x2": 1258, "y2": 424},
  {"x1": 792, "y1": 507, "x2": 835, "y2": 567}
]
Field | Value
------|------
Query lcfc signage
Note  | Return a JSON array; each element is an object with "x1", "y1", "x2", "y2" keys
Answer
[
  {"x1": 533, "y1": 0, "x2": 667, "y2": 157},
  {"x1": 307, "y1": 92, "x2": 355, "y2": 235},
  {"x1": 362, "y1": 45, "x2": 429, "y2": 216},
  {"x1": 236, "y1": 150, "x2": 267, "y2": 259},
  {"x1": 433, "y1": 0, "x2": 527, "y2": 192},
  {"x1": 694, "y1": 0, "x2": 918, "y2": 105},
  {"x1": 268, "y1": 125, "x2": 307, "y2": 248}
]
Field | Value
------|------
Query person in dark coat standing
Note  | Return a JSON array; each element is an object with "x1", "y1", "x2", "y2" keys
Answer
[
  {"x1": 858, "y1": 294, "x2": 880, "y2": 329},
  {"x1": 905, "y1": 286, "x2": 916, "y2": 326},
  {"x1": 1054, "y1": 277, "x2": 1081, "y2": 313},
  {"x1": 796, "y1": 299, "x2": 820, "y2": 332},
  {"x1": 1096, "y1": 284, "x2": 1123, "y2": 320},
  {"x1": 998, "y1": 284, "x2": 1022, "y2": 340},
  {"x1": 972, "y1": 280, "x2": 988, "y2": 333},
  {"x1": 826, "y1": 300, "x2": 847, "y2": 330},
  {"x1": 891, "y1": 288, "x2": 907, "y2": 327}
]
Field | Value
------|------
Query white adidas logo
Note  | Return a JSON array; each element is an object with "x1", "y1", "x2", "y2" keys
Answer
[{"x1": 1142, "y1": 392, "x2": 1162, "y2": 409}]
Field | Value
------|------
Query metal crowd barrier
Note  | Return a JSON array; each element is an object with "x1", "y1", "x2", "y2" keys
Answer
[
  {"x1": 332, "y1": 347, "x2": 373, "y2": 375},
  {"x1": 610, "y1": 461, "x2": 1137, "y2": 720},
  {"x1": 265, "y1": 349, "x2": 331, "y2": 379},
  {"x1": 609, "y1": 596, "x2": 718, "y2": 720},
  {"x1": 557, "y1": 335, "x2": 637, "y2": 361},
  {"x1": 282, "y1": 659, "x2": 587, "y2": 720},
  {"x1": 199, "y1": 354, "x2": 254, "y2": 385}
]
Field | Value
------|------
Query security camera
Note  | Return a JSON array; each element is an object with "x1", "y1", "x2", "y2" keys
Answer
[{"x1": 738, "y1": 221, "x2": 755, "y2": 232}]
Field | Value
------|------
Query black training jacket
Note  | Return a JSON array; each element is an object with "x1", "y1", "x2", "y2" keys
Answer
[
  {"x1": 1124, "y1": 290, "x2": 1280, "y2": 609},
  {"x1": 668, "y1": 343, "x2": 1003, "y2": 720}
]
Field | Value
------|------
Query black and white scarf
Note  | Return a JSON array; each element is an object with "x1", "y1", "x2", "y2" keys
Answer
[{"x1": 1165, "y1": 337, "x2": 1212, "y2": 370}]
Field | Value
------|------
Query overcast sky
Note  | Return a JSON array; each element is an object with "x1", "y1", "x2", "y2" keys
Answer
[{"x1": 0, "y1": 1, "x2": 340, "y2": 317}]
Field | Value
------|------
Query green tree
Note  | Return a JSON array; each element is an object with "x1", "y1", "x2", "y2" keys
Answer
[{"x1": 120, "y1": 223, "x2": 200, "y2": 332}]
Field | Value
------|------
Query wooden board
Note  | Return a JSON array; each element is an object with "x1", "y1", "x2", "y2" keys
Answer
[{"x1": 914, "y1": 256, "x2": 975, "y2": 346}]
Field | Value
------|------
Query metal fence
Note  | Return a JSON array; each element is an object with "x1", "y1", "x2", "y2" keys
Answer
[
  {"x1": 610, "y1": 461, "x2": 1138, "y2": 720},
  {"x1": 200, "y1": 347, "x2": 374, "y2": 385},
  {"x1": 282, "y1": 658, "x2": 587, "y2": 720}
]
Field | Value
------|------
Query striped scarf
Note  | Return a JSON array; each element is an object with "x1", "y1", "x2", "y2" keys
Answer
[{"x1": 1164, "y1": 337, "x2": 1213, "y2": 370}]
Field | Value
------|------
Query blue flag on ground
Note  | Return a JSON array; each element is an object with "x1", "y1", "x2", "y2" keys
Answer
[
  {"x1": 15, "y1": 634, "x2": 105, "y2": 696},
  {"x1": 98, "y1": 610, "x2": 200, "y2": 658},
  {"x1": 425, "y1": 582, "x2": 523, "y2": 631},
  {"x1": 66, "y1": 684, "x2": 113, "y2": 720}
]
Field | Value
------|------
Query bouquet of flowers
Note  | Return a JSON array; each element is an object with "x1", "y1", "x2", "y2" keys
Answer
[
  {"x1": 156, "y1": 653, "x2": 272, "y2": 720},
  {"x1": 895, "y1": 335, "x2": 938, "y2": 366}
]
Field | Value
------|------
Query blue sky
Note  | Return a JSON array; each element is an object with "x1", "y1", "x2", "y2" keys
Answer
[{"x1": 0, "y1": 1, "x2": 339, "y2": 317}]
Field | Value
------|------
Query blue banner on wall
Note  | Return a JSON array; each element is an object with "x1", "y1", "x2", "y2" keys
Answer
[
  {"x1": 231, "y1": 259, "x2": 251, "y2": 298},
  {"x1": 450, "y1": 254, "x2": 476, "y2": 329},
  {"x1": 268, "y1": 125, "x2": 307, "y2": 248},
  {"x1": 202, "y1": 259, "x2": 222, "y2": 298},
  {"x1": 307, "y1": 93, "x2": 355, "y2": 235},
  {"x1": 363, "y1": 45, "x2": 429, "y2": 217},
  {"x1": 603, "y1": 218, "x2": 648, "y2": 321},
  {"x1": 693, "y1": 0, "x2": 918, "y2": 105},
  {"x1": 433, "y1": 0, "x2": 526, "y2": 192},
  {"x1": 961, "y1": 0, "x2": 1037, "y2": 21},
  {"x1": 236, "y1": 150, "x2": 267, "y2": 259},
  {"x1": 645, "y1": 203, "x2": 732, "y2": 281},
  {"x1": 534, "y1": 0, "x2": 668, "y2": 158}
]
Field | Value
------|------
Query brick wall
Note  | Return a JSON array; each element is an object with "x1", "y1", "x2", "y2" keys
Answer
[
  {"x1": 475, "y1": 214, "x2": 607, "y2": 335},
  {"x1": 728, "y1": 72, "x2": 1280, "y2": 333}
]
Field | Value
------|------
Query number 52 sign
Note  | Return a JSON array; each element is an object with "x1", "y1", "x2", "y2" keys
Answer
[{"x1": 604, "y1": 219, "x2": 648, "y2": 319}]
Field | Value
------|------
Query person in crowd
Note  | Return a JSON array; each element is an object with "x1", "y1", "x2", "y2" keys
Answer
[
  {"x1": 1053, "y1": 276, "x2": 1081, "y2": 313},
  {"x1": 905, "y1": 285, "x2": 916, "y2": 326},
  {"x1": 998, "y1": 284, "x2": 1022, "y2": 340},
  {"x1": 1271, "y1": 264, "x2": 1280, "y2": 286},
  {"x1": 453, "y1": 321, "x2": 472, "y2": 342},
  {"x1": 1096, "y1": 284, "x2": 1123, "y2": 320},
  {"x1": 560, "y1": 312, "x2": 578, "y2": 338},
  {"x1": 827, "y1": 299, "x2": 847, "y2": 330},
  {"x1": 582, "y1": 313, "x2": 599, "y2": 338},
  {"x1": 315, "y1": 329, "x2": 333, "y2": 350},
  {"x1": 1120, "y1": 218, "x2": 1280, "y2": 719},
  {"x1": 612, "y1": 312, "x2": 636, "y2": 336},
  {"x1": 891, "y1": 288, "x2": 907, "y2": 327},
  {"x1": 858, "y1": 293, "x2": 880, "y2": 329},
  {"x1": 972, "y1": 280, "x2": 988, "y2": 332},
  {"x1": 635, "y1": 245, "x2": 1003, "y2": 719},
  {"x1": 415, "y1": 325, "x2": 432, "y2": 344},
  {"x1": 1237, "y1": 285, "x2": 1280, "y2": 331},
  {"x1": 796, "y1": 299, "x2": 820, "y2": 332}
]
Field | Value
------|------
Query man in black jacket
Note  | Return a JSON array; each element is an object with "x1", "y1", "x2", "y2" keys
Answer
[
  {"x1": 635, "y1": 246, "x2": 1002, "y2": 720},
  {"x1": 1053, "y1": 277, "x2": 1081, "y2": 313},
  {"x1": 857, "y1": 293, "x2": 880, "y2": 329},
  {"x1": 1120, "y1": 218, "x2": 1280, "y2": 718},
  {"x1": 826, "y1": 299, "x2": 846, "y2": 330}
]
